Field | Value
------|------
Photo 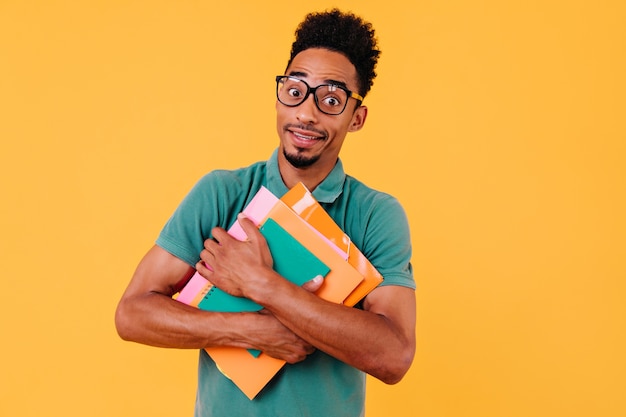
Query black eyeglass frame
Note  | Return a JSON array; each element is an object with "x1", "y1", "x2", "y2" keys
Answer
[{"x1": 275, "y1": 75, "x2": 364, "y2": 116}]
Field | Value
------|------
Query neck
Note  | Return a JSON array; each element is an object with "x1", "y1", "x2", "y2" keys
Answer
[{"x1": 277, "y1": 155, "x2": 335, "y2": 192}]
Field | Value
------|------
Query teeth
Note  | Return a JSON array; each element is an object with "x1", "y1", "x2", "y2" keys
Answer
[{"x1": 294, "y1": 132, "x2": 318, "y2": 140}]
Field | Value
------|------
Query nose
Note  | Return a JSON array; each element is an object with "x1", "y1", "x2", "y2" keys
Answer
[{"x1": 296, "y1": 94, "x2": 319, "y2": 124}]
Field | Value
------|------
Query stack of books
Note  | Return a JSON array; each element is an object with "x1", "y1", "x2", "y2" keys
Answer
[{"x1": 174, "y1": 182, "x2": 383, "y2": 399}]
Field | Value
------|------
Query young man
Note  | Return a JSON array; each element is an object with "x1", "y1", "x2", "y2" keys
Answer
[{"x1": 116, "y1": 9, "x2": 416, "y2": 417}]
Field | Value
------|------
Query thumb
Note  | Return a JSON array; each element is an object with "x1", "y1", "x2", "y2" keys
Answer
[
  {"x1": 236, "y1": 213, "x2": 261, "y2": 240},
  {"x1": 301, "y1": 275, "x2": 324, "y2": 293}
]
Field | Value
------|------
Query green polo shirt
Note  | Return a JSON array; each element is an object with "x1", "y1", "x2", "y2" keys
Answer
[{"x1": 157, "y1": 149, "x2": 414, "y2": 417}]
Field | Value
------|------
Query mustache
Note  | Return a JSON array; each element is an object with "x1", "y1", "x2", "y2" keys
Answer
[{"x1": 283, "y1": 123, "x2": 327, "y2": 137}]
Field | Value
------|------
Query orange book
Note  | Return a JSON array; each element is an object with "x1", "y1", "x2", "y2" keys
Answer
[
  {"x1": 280, "y1": 183, "x2": 383, "y2": 306},
  {"x1": 177, "y1": 184, "x2": 383, "y2": 399},
  {"x1": 203, "y1": 200, "x2": 365, "y2": 399},
  {"x1": 265, "y1": 200, "x2": 364, "y2": 304}
]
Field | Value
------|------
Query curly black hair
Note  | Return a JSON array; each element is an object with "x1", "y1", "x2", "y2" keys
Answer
[{"x1": 286, "y1": 9, "x2": 381, "y2": 98}]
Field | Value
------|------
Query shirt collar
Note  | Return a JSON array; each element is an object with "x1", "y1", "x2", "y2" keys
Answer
[{"x1": 266, "y1": 148, "x2": 345, "y2": 204}]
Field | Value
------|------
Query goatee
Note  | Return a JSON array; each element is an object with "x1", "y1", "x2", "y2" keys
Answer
[{"x1": 283, "y1": 148, "x2": 320, "y2": 168}]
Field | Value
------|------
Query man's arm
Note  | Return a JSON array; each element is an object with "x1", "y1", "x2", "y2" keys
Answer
[
  {"x1": 197, "y1": 216, "x2": 416, "y2": 384},
  {"x1": 114, "y1": 245, "x2": 316, "y2": 363}
]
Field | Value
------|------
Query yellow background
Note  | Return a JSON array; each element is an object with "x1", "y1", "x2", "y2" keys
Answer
[{"x1": 1, "y1": 1, "x2": 624, "y2": 416}]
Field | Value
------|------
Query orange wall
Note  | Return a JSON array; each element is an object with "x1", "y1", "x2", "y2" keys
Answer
[{"x1": 1, "y1": 1, "x2": 624, "y2": 416}]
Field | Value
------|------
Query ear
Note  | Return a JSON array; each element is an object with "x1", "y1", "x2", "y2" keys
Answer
[{"x1": 348, "y1": 105, "x2": 368, "y2": 132}]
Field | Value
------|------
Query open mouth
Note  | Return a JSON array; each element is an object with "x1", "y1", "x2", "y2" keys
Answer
[{"x1": 292, "y1": 131, "x2": 324, "y2": 141}]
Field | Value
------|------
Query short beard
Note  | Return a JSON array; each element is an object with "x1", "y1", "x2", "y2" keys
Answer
[{"x1": 283, "y1": 148, "x2": 320, "y2": 168}]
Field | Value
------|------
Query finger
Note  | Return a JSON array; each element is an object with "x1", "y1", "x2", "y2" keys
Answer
[
  {"x1": 236, "y1": 213, "x2": 263, "y2": 241},
  {"x1": 301, "y1": 275, "x2": 324, "y2": 293},
  {"x1": 210, "y1": 227, "x2": 231, "y2": 244},
  {"x1": 195, "y1": 258, "x2": 214, "y2": 276},
  {"x1": 203, "y1": 236, "x2": 220, "y2": 254},
  {"x1": 199, "y1": 247, "x2": 211, "y2": 262}
]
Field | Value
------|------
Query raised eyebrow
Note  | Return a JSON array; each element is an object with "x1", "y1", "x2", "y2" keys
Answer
[
  {"x1": 286, "y1": 72, "x2": 348, "y2": 89},
  {"x1": 287, "y1": 71, "x2": 307, "y2": 79},
  {"x1": 324, "y1": 79, "x2": 348, "y2": 89}
]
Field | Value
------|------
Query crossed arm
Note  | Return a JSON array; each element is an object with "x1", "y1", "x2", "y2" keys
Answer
[{"x1": 115, "y1": 215, "x2": 416, "y2": 384}]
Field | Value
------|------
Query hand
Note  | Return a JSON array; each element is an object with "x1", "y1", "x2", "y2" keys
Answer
[
  {"x1": 250, "y1": 311, "x2": 316, "y2": 363},
  {"x1": 248, "y1": 276, "x2": 322, "y2": 362},
  {"x1": 196, "y1": 214, "x2": 274, "y2": 298},
  {"x1": 301, "y1": 275, "x2": 324, "y2": 293}
]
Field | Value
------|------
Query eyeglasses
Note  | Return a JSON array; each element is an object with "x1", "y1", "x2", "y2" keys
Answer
[{"x1": 275, "y1": 75, "x2": 364, "y2": 116}]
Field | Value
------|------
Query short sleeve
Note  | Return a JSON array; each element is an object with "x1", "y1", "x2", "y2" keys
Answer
[{"x1": 360, "y1": 193, "x2": 415, "y2": 290}]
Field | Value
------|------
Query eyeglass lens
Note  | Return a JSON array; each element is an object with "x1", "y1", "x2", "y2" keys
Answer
[{"x1": 277, "y1": 77, "x2": 348, "y2": 115}]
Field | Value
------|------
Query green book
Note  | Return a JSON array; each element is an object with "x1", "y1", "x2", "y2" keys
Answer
[{"x1": 197, "y1": 218, "x2": 330, "y2": 356}]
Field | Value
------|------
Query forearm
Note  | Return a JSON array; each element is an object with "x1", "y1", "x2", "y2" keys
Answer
[
  {"x1": 199, "y1": 221, "x2": 416, "y2": 379},
  {"x1": 115, "y1": 291, "x2": 262, "y2": 350},
  {"x1": 251, "y1": 273, "x2": 416, "y2": 384}
]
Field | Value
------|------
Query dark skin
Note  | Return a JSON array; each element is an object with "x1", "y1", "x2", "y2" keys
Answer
[
  {"x1": 115, "y1": 48, "x2": 416, "y2": 382},
  {"x1": 198, "y1": 213, "x2": 416, "y2": 383},
  {"x1": 116, "y1": 245, "x2": 317, "y2": 363}
]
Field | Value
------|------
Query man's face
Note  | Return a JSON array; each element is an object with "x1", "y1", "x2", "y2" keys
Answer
[{"x1": 276, "y1": 48, "x2": 367, "y2": 171}]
